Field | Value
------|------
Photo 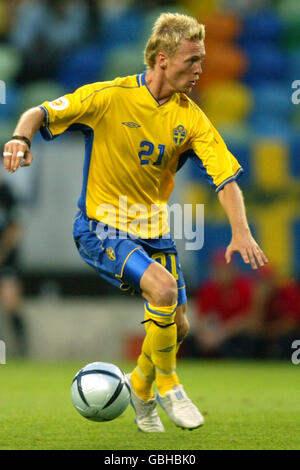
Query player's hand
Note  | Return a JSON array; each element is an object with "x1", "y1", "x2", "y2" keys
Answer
[
  {"x1": 3, "y1": 139, "x2": 33, "y2": 173},
  {"x1": 225, "y1": 233, "x2": 268, "y2": 270}
]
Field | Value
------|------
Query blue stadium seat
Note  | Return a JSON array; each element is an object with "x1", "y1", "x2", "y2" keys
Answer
[
  {"x1": 242, "y1": 43, "x2": 287, "y2": 84},
  {"x1": 239, "y1": 10, "x2": 283, "y2": 43},
  {"x1": 56, "y1": 44, "x2": 108, "y2": 90},
  {"x1": 100, "y1": 12, "x2": 144, "y2": 47},
  {"x1": 250, "y1": 115, "x2": 293, "y2": 140},
  {"x1": 251, "y1": 82, "x2": 293, "y2": 120},
  {"x1": 287, "y1": 50, "x2": 300, "y2": 82}
]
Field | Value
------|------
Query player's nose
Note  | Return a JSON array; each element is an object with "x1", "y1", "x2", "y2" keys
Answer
[{"x1": 194, "y1": 63, "x2": 202, "y2": 76}]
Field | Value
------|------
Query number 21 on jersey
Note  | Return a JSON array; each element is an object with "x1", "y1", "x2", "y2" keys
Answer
[{"x1": 138, "y1": 140, "x2": 165, "y2": 166}]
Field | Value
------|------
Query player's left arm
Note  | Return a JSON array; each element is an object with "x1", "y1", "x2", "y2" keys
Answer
[
  {"x1": 218, "y1": 180, "x2": 268, "y2": 270},
  {"x1": 188, "y1": 108, "x2": 268, "y2": 270}
]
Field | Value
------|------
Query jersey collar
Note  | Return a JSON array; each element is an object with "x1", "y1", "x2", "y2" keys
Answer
[
  {"x1": 136, "y1": 72, "x2": 146, "y2": 87},
  {"x1": 136, "y1": 72, "x2": 173, "y2": 107}
]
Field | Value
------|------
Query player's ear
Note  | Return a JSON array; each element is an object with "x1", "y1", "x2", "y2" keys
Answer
[{"x1": 157, "y1": 52, "x2": 168, "y2": 70}]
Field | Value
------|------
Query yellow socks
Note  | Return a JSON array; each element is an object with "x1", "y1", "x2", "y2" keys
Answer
[
  {"x1": 156, "y1": 370, "x2": 180, "y2": 396},
  {"x1": 131, "y1": 367, "x2": 154, "y2": 401},
  {"x1": 131, "y1": 300, "x2": 179, "y2": 400},
  {"x1": 131, "y1": 311, "x2": 155, "y2": 401}
]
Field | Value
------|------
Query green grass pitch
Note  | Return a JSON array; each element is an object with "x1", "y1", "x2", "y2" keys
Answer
[{"x1": 0, "y1": 359, "x2": 299, "y2": 450}]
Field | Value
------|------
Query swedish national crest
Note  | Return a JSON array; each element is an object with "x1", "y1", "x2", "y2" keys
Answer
[{"x1": 173, "y1": 125, "x2": 187, "y2": 145}]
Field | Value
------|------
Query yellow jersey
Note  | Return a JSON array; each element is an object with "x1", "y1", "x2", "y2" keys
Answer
[{"x1": 39, "y1": 73, "x2": 242, "y2": 238}]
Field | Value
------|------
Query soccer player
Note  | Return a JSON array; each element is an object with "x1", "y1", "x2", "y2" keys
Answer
[{"x1": 3, "y1": 13, "x2": 268, "y2": 432}]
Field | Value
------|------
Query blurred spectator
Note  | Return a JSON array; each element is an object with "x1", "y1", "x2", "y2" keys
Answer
[
  {"x1": 186, "y1": 250, "x2": 263, "y2": 359},
  {"x1": 253, "y1": 265, "x2": 300, "y2": 360},
  {"x1": 8, "y1": 0, "x2": 100, "y2": 84},
  {"x1": 0, "y1": 168, "x2": 27, "y2": 357},
  {"x1": 186, "y1": 252, "x2": 300, "y2": 360}
]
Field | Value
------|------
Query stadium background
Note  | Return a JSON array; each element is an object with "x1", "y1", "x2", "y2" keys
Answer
[{"x1": 0, "y1": 0, "x2": 299, "y2": 361}]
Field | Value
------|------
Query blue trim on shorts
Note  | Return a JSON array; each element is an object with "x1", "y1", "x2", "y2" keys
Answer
[
  {"x1": 122, "y1": 248, "x2": 155, "y2": 289},
  {"x1": 73, "y1": 211, "x2": 187, "y2": 306}
]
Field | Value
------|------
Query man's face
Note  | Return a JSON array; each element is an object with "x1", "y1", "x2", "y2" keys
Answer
[{"x1": 162, "y1": 39, "x2": 205, "y2": 94}]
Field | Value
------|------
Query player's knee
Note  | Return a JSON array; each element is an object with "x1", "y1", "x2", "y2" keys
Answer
[
  {"x1": 141, "y1": 261, "x2": 178, "y2": 307},
  {"x1": 152, "y1": 276, "x2": 178, "y2": 307}
]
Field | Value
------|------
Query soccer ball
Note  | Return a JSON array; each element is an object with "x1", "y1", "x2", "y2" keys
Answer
[{"x1": 71, "y1": 361, "x2": 131, "y2": 422}]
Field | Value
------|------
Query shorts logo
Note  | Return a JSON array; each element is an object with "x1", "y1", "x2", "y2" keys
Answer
[
  {"x1": 173, "y1": 125, "x2": 187, "y2": 145},
  {"x1": 106, "y1": 247, "x2": 116, "y2": 261},
  {"x1": 48, "y1": 96, "x2": 69, "y2": 111}
]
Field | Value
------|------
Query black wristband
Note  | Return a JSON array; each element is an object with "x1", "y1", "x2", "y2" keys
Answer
[{"x1": 11, "y1": 135, "x2": 31, "y2": 149}]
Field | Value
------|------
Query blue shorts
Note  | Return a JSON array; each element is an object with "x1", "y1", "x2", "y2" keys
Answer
[{"x1": 73, "y1": 211, "x2": 187, "y2": 306}]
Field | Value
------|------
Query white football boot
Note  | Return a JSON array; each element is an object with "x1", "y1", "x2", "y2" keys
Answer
[
  {"x1": 126, "y1": 374, "x2": 165, "y2": 433},
  {"x1": 157, "y1": 384, "x2": 204, "y2": 430}
]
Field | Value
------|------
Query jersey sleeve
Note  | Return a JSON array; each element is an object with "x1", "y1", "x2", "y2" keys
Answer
[
  {"x1": 189, "y1": 109, "x2": 243, "y2": 192},
  {"x1": 39, "y1": 83, "x2": 109, "y2": 140}
]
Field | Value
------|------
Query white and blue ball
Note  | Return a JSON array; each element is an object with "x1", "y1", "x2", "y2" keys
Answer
[{"x1": 71, "y1": 362, "x2": 131, "y2": 422}]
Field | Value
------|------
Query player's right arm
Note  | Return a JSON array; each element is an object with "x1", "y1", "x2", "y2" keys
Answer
[
  {"x1": 3, "y1": 81, "x2": 110, "y2": 174},
  {"x1": 3, "y1": 107, "x2": 44, "y2": 173}
]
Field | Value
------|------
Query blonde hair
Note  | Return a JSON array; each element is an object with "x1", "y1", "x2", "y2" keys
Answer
[{"x1": 144, "y1": 12, "x2": 205, "y2": 69}]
